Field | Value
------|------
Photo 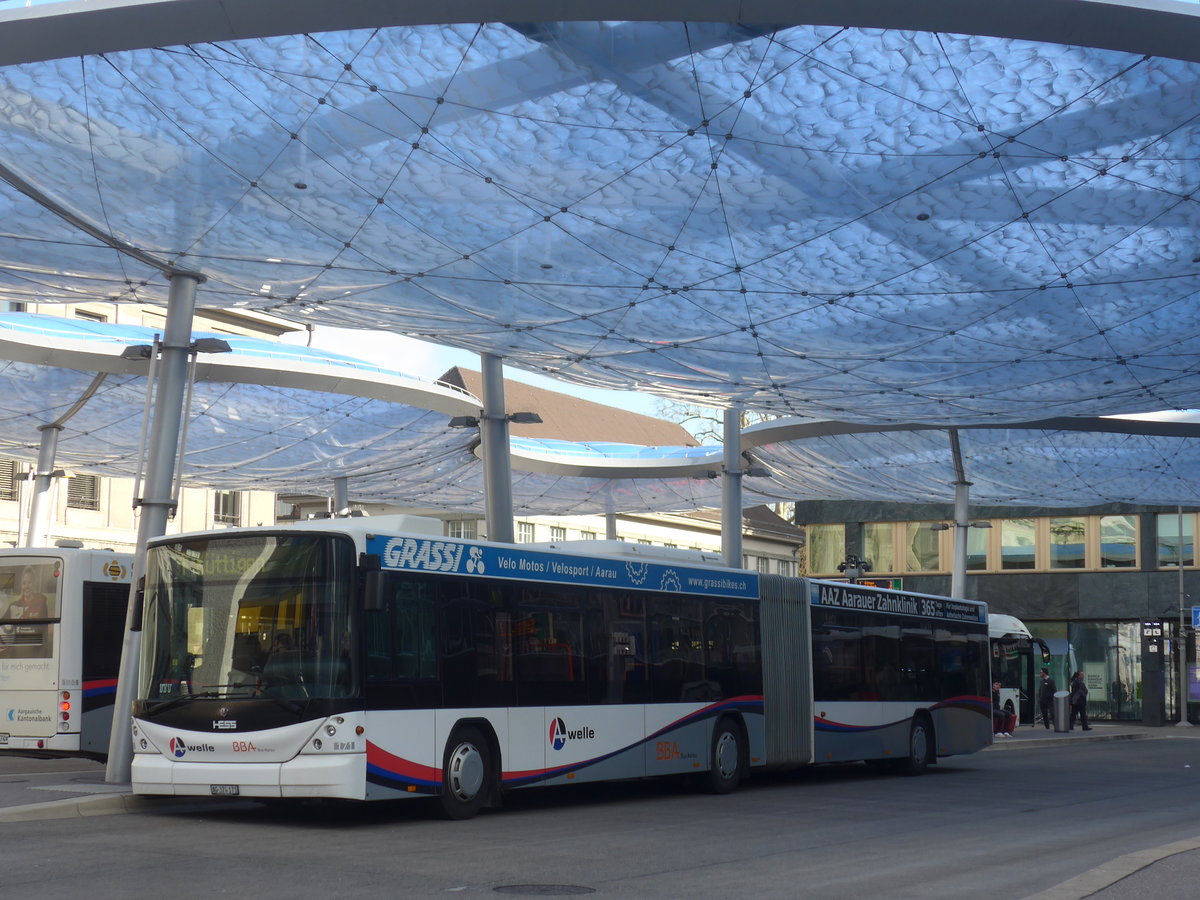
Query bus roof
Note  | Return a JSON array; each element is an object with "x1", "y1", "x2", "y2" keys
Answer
[{"x1": 988, "y1": 613, "x2": 1033, "y2": 641}]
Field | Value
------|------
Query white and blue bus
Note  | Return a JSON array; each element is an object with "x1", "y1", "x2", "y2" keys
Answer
[
  {"x1": 130, "y1": 517, "x2": 990, "y2": 817},
  {"x1": 0, "y1": 546, "x2": 133, "y2": 756}
]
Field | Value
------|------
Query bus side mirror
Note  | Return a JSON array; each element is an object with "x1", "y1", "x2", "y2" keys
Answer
[
  {"x1": 130, "y1": 576, "x2": 145, "y2": 631},
  {"x1": 363, "y1": 570, "x2": 384, "y2": 612}
]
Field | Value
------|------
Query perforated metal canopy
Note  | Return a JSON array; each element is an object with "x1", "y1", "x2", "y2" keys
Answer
[
  {"x1": 0, "y1": 313, "x2": 766, "y2": 514},
  {"x1": 5, "y1": 5, "x2": 1200, "y2": 427}
]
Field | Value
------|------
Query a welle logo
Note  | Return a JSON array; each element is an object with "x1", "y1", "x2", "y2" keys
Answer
[
  {"x1": 383, "y1": 538, "x2": 466, "y2": 573},
  {"x1": 169, "y1": 736, "x2": 216, "y2": 758},
  {"x1": 548, "y1": 716, "x2": 596, "y2": 752}
]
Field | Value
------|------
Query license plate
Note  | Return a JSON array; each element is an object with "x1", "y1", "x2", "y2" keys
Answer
[{"x1": 210, "y1": 784, "x2": 240, "y2": 796}]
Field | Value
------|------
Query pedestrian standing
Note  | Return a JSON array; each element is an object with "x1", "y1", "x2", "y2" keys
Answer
[
  {"x1": 1038, "y1": 666, "x2": 1057, "y2": 730},
  {"x1": 1069, "y1": 670, "x2": 1091, "y2": 731}
]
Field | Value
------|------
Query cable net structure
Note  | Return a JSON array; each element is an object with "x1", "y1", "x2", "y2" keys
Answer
[{"x1": 2, "y1": 17, "x2": 1200, "y2": 426}]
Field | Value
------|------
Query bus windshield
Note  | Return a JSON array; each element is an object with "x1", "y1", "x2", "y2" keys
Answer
[{"x1": 140, "y1": 534, "x2": 354, "y2": 703}]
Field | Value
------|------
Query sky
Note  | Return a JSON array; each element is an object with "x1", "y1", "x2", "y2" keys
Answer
[{"x1": 279, "y1": 325, "x2": 674, "y2": 421}]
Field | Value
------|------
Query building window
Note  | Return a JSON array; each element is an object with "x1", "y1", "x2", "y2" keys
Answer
[
  {"x1": 1100, "y1": 515, "x2": 1138, "y2": 568},
  {"x1": 1049, "y1": 517, "x2": 1086, "y2": 569},
  {"x1": 0, "y1": 457, "x2": 19, "y2": 502},
  {"x1": 903, "y1": 522, "x2": 941, "y2": 572},
  {"x1": 213, "y1": 491, "x2": 241, "y2": 525},
  {"x1": 966, "y1": 526, "x2": 989, "y2": 570},
  {"x1": 550, "y1": 526, "x2": 567, "y2": 542},
  {"x1": 74, "y1": 309, "x2": 108, "y2": 323},
  {"x1": 516, "y1": 522, "x2": 535, "y2": 543},
  {"x1": 806, "y1": 524, "x2": 845, "y2": 575},
  {"x1": 1001, "y1": 518, "x2": 1037, "y2": 570},
  {"x1": 755, "y1": 556, "x2": 771, "y2": 573},
  {"x1": 580, "y1": 531, "x2": 597, "y2": 540},
  {"x1": 67, "y1": 474, "x2": 100, "y2": 510},
  {"x1": 637, "y1": 538, "x2": 652, "y2": 545},
  {"x1": 446, "y1": 520, "x2": 478, "y2": 540},
  {"x1": 1158, "y1": 513, "x2": 1195, "y2": 567},
  {"x1": 864, "y1": 522, "x2": 895, "y2": 573},
  {"x1": 777, "y1": 559, "x2": 796, "y2": 577}
]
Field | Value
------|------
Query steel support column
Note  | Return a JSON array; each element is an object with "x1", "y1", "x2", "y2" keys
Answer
[
  {"x1": 479, "y1": 353, "x2": 514, "y2": 544},
  {"x1": 25, "y1": 425, "x2": 61, "y2": 548},
  {"x1": 949, "y1": 429, "x2": 970, "y2": 600},
  {"x1": 722, "y1": 407, "x2": 743, "y2": 568},
  {"x1": 106, "y1": 271, "x2": 202, "y2": 782}
]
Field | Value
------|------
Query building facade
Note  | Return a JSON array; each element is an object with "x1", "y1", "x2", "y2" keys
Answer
[{"x1": 795, "y1": 498, "x2": 1200, "y2": 725}]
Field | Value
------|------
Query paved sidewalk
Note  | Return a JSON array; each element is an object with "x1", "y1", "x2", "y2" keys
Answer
[{"x1": 983, "y1": 719, "x2": 1200, "y2": 751}]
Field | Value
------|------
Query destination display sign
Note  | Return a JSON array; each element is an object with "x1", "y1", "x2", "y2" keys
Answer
[
  {"x1": 810, "y1": 581, "x2": 985, "y2": 623},
  {"x1": 366, "y1": 535, "x2": 759, "y2": 600}
]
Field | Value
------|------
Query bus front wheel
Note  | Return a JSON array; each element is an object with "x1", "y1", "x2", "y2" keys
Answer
[
  {"x1": 700, "y1": 717, "x2": 744, "y2": 794},
  {"x1": 438, "y1": 726, "x2": 491, "y2": 820}
]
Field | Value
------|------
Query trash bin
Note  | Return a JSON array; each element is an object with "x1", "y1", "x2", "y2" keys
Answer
[{"x1": 1053, "y1": 690, "x2": 1070, "y2": 732}]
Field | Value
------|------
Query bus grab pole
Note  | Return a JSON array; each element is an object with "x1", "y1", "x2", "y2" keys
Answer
[{"x1": 105, "y1": 271, "x2": 202, "y2": 783}]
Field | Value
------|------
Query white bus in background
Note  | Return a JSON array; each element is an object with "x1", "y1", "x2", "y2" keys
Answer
[
  {"x1": 989, "y1": 613, "x2": 1050, "y2": 726},
  {"x1": 0, "y1": 546, "x2": 133, "y2": 756},
  {"x1": 130, "y1": 516, "x2": 992, "y2": 817}
]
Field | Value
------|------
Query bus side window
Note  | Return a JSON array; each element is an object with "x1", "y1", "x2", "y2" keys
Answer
[{"x1": 362, "y1": 575, "x2": 442, "y2": 709}]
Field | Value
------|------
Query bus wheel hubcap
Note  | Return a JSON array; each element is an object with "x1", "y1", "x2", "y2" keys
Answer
[
  {"x1": 448, "y1": 743, "x2": 484, "y2": 800},
  {"x1": 715, "y1": 731, "x2": 738, "y2": 778},
  {"x1": 912, "y1": 727, "x2": 927, "y2": 761}
]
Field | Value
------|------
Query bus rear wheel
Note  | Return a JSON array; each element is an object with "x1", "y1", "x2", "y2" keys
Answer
[
  {"x1": 900, "y1": 716, "x2": 933, "y2": 776},
  {"x1": 438, "y1": 726, "x2": 491, "y2": 820},
  {"x1": 700, "y1": 717, "x2": 744, "y2": 794}
]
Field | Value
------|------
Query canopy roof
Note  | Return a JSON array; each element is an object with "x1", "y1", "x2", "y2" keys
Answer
[
  {"x1": 4, "y1": 6, "x2": 1200, "y2": 425},
  {"x1": 0, "y1": 313, "x2": 761, "y2": 514}
]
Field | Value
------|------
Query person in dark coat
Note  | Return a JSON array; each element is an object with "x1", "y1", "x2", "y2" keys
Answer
[
  {"x1": 1069, "y1": 670, "x2": 1092, "y2": 731},
  {"x1": 1038, "y1": 667, "x2": 1057, "y2": 730}
]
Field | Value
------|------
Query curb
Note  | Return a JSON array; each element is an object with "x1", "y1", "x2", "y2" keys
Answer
[
  {"x1": 984, "y1": 732, "x2": 1151, "y2": 751},
  {"x1": 1024, "y1": 836, "x2": 1200, "y2": 900},
  {"x1": 0, "y1": 792, "x2": 241, "y2": 823}
]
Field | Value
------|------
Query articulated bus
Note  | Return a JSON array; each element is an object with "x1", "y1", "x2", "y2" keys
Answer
[
  {"x1": 989, "y1": 614, "x2": 1051, "y2": 726},
  {"x1": 130, "y1": 517, "x2": 990, "y2": 817},
  {"x1": 0, "y1": 546, "x2": 133, "y2": 755}
]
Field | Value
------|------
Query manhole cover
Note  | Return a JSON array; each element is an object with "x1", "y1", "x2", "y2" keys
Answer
[{"x1": 493, "y1": 886, "x2": 595, "y2": 896}]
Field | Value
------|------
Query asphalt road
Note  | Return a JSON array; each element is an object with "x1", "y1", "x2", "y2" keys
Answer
[{"x1": 3, "y1": 738, "x2": 1200, "y2": 899}]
